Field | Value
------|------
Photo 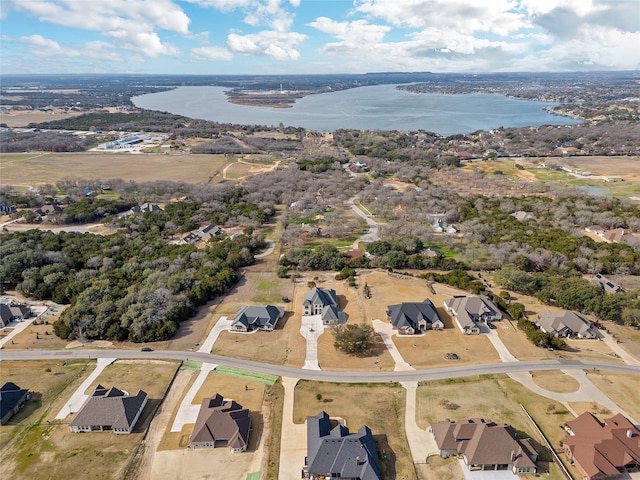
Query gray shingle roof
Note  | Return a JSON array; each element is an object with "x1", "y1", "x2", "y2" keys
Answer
[
  {"x1": 1, "y1": 382, "x2": 30, "y2": 424},
  {"x1": 386, "y1": 299, "x2": 442, "y2": 332},
  {"x1": 303, "y1": 287, "x2": 338, "y2": 308},
  {"x1": 69, "y1": 385, "x2": 147, "y2": 431},
  {"x1": 537, "y1": 310, "x2": 596, "y2": 337},
  {"x1": 306, "y1": 411, "x2": 382, "y2": 480},
  {"x1": 231, "y1": 305, "x2": 284, "y2": 331}
]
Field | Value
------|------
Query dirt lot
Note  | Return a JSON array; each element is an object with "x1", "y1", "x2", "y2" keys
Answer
[
  {"x1": 416, "y1": 374, "x2": 572, "y2": 480},
  {"x1": 0, "y1": 359, "x2": 178, "y2": 480},
  {"x1": 153, "y1": 371, "x2": 271, "y2": 480},
  {"x1": 294, "y1": 380, "x2": 416, "y2": 480},
  {"x1": 605, "y1": 322, "x2": 640, "y2": 359},
  {"x1": 0, "y1": 152, "x2": 230, "y2": 185},
  {"x1": 0, "y1": 109, "x2": 89, "y2": 127}
]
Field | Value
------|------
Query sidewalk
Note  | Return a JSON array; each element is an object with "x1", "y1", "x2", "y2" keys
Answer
[
  {"x1": 55, "y1": 357, "x2": 116, "y2": 419},
  {"x1": 170, "y1": 362, "x2": 217, "y2": 432}
]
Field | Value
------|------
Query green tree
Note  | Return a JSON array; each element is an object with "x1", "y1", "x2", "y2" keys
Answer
[{"x1": 333, "y1": 324, "x2": 374, "y2": 356}]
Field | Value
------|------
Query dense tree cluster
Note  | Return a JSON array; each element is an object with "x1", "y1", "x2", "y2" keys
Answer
[
  {"x1": 494, "y1": 265, "x2": 640, "y2": 326},
  {"x1": 0, "y1": 229, "x2": 264, "y2": 342},
  {"x1": 0, "y1": 129, "x2": 100, "y2": 153},
  {"x1": 333, "y1": 323, "x2": 375, "y2": 355}
]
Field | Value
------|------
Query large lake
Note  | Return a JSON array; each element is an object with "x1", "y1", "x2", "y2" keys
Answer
[{"x1": 132, "y1": 84, "x2": 581, "y2": 135}]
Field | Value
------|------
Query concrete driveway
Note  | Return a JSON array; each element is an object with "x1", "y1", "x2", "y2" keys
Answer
[
  {"x1": 300, "y1": 315, "x2": 324, "y2": 370},
  {"x1": 278, "y1": 377, "x2": 306, "y2": 480},
  {"x1": 371, "y1": 319, "x2": 413, "y2": 371}
]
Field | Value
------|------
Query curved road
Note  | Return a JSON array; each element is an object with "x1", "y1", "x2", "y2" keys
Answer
[{"x1": 2, "y1": 349, "x2": 639, "y2": 382}]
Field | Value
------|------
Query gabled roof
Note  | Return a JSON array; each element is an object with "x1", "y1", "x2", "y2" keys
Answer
[
  {"x1": 199, "y1": 224, "x2": 221, "y2": 236},
  {"x1": 69, "y1": 385, "x2": 147, "y2": 430},
  {"x1": 387, "y1": 300, "x2": 442, "y2": 331},
  {"x1": 1, "y1": 382, "x2": 29, "y2": 422},
  {"x1": 563, "y1": 412, "x2": 640, "y2": 479},
  {"x1": 231, "y1": 305, "x2": 284, "y2": 330},
  {"x1": 537, "y1": 310, "x2": 595, "y2": 337},
  {"x1": 306, "y1": 411, "x2": 382, "y2": 480},
  {"x1": 445, "y1": 296, "x2": 502, "y2": 328},
  {"x1": 190, "y1": 394, "x2": 251, "y2": 450},
  {"x1": 303, "y1": 287, "x2": 338, "y2": 308},
  {"x1": 432, "y1": 418, "x2": 536, "y2": 469},
  {"x1": 0, "y1": 303, "x2": 30, "y2": 325}
]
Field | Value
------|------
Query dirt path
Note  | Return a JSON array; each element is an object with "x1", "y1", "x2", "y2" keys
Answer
[{"x1": 136, "y1": 369, "x2": 193, "y2": 480}]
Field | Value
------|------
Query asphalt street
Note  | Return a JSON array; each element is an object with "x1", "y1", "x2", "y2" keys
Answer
[{"x1": 2, "y1": 349, "x2": 639, "y2": 382}]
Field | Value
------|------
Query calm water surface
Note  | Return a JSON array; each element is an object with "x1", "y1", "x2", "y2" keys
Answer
[{"x1": 132, "y1": 84, "x2": 581, "y2": 135}]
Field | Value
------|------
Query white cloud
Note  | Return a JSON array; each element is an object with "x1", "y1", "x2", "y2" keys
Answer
[
  {"x1": 227, "y1": 30, "x2": 306, "y2": 59},
  {"x1": 186, "y1": 0, "x2": 297, "y2": 31},
  {"x1": 192, "y1": 45, "x2": 234, "y2": 61},
  {"x1": 10, "y1": 34, "x2": 124, "y2": 62},
  {"x1": 9, "y1": 0, "x2": 189, "y2": 57},
  {"x1": 354, "y1": 0, "x2": 526, "y2": 36}
]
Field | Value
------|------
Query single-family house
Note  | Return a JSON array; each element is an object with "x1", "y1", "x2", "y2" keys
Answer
[
  {"x1": 199, "y1": 224, "x2": 222, "y2": 238},
  {"x1": 444, "y1": 296, "x2": 503, "y2": 335},
  {"x1": 430, "y1": 418, "x2": 538, "y2": 475},
  {"x1": 386, "y1": 299, "x2": 444, "y2": 335},
  {"x1": 302, "y1": 287, "x2": 345, "y2": 325},
  {"x1": 69, "y1": 385, "x2": 148, "y2": 434},
  {"x1": 230, "y1": 305, "x2": 284, "y2": 332},
  {"x1": 0, "y1": 204, "x2": 16, "y2": 214},
  {"x1": 181, "y1": 231, "x2": 201, "y2": 244},
  {"x1": 561, "y1": 412, "x2": 640, "y2": 480},
  {"x1": 422, "y1": 247, "x2": 443, "y2": 258},
  {"x1": 512, "y1": 211, "x2": 536, "y2": 222},
  {"x1": 603, "y1": 228, "x2": 626, "y2": 244},
  {"x1": 536, "y1": 310, "x2": 598, "y2": 339},
  {"x1": 591, "y1": 273, "x2": 624, "y2": 294},
  {"x1": 1, "y1": 382, "x2": 31, "y2": 425},
  {"x1": 189, "y1": 394, "x2": 251, "y2": 452},
  {"x1": 0, "y1": 303, "x2": 31, "y2": 328},
  {"x1": 303, "y1": 411, "x2": 382, "y2": 480},
  {"x1": 585, "y1": 225, "x2": 606, "y2": 237},
  {"x1": 35, "y1": 204, "x2": 62, "y2": 216},
  {"x1": 130, "y1": 203, "x2": 162, "y2": 214}
]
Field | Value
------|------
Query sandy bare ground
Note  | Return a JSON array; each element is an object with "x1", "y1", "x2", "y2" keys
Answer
[{"x1": 0, "y1": 109, "x2": 88, "y2": 127}]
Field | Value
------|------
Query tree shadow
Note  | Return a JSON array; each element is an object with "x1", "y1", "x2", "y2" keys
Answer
[{"x1": 275, "y1": 312, "x2": 293, "y2": 330}]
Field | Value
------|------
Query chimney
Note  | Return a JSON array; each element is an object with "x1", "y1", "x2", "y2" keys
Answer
[
  {"x1": 628, "y1": 429, "x2": 634, "y2": 438},
  {"x1": 511, "y1": 451, "x2": 516, "y2": 462},
  {"x1": 356, "y1": 456, "x2": 360, "y2": 466}
]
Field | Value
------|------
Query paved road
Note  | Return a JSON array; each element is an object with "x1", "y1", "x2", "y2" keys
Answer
[
  {"x1": 347, "y1": 197, "x2": 380, "y2": 248},
  {"x1": 2, "y1": 349, "x2": 639, "y2": 382}
]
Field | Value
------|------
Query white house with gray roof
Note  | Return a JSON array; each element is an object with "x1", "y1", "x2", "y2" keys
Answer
[
  {"x1": 444, "y1": 296, "x2": 503, "y2": 335},
  {"x1": 304, "y1": 411, "x2": 382, "y2": 480},
  {"x1": 386, "y1": 299, "x2": 443, "y2": 335},
  {"x1": 536, "y1": 311, "x2": 598, "y2": 339},
  {"x1": 302, "y1": 287, "x2": 345, "y2": 325},
  {"x1": 69, "y1": 385, "x2": 147, "y2": 434},
  {"x1": 230, "y1": 305, "x2": 284, "y2": 332}
]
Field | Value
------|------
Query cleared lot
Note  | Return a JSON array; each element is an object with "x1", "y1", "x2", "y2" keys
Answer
[{"x1": 0, "y1": 152, "x2": 230, "y2": 184}]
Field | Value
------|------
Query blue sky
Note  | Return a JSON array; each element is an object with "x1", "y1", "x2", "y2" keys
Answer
[{"x1": 1, "y1": 0, "x2": 638, "y2": 74}]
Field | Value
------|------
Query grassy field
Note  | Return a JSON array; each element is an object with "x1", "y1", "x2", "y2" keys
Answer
[
  {"x1": 1, "y1": 359, "x2": 179, "y2": 480},
  {"x1": 416, "y1": 374, "x2": 574, "y2": 480},
  {"x1": 0, "y1": 152, "x2": 231, "y2": 184},
  {"x1": 530, "y1": 370, "x2": 580, "y2": 393},
  {"x1": 584, "y1": 371, "x2": 640, "y2": 422},
  {"x1": 294, "y1": 380, "x2": 415, "y2": 480},
  {"x1": 0, "y1": 360, "x2": 92, "y2": 450}
]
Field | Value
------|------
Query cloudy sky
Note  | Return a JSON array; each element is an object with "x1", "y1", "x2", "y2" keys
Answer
[{"x1": 1, "y1": 0, "x2": 638, "y2": 74}]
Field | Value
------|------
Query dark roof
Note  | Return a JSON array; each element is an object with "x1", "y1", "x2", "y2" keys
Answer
[
  {"x1": 306, "y1": 411, "x2": 382, "y2": 480},
  {"x1": 190, "y1": 393, "x2": 251, "y2": 450},
  {"x1": 69, "y1": 385, "x2": 147, "y2": 430},
  {"x1": 0, "y1": 303, "x2": 31, "y2": 325},
  {"x1": 231, "y1": 305, "x2": 284, "y2": 330},
  {"x1": 1, "y1": 382, "x2": 29, "y2": 422},
  {"x1": 386, "y1": 299, "x2": 442, "y2": 331},
  {"x1": 303, "y1": 287, "x2": 338, "y2": 309}
]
